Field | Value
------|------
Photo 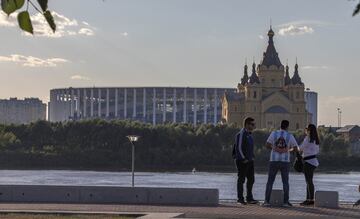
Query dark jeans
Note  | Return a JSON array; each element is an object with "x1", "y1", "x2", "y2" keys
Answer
[
  {"x1": 304, "y1": 162, "x2": 316, "y2": 200},
  {"x1": 265, "y1": 161, "x2": 290, "y2": 203},
  {"x1": 236, "y1": 160, "x2": 255, "y2": 201}
]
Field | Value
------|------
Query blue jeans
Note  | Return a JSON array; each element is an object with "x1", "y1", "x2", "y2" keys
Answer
[{"x1": 265, "y1": 161, "x2": 290, "y2": 203}]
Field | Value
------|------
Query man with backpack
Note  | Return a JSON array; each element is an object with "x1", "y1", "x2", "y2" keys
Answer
[
  {"x1": 263, "y1": 120, "x2": 298, "y2": 207},
  {"x1": 233, "y1": 117, "x2": 259, "y2": 205}
]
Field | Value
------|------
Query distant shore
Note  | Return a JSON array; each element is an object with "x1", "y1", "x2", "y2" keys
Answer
[{"x1": 0, "y1": 165, "x2": 359, "y2": 174}]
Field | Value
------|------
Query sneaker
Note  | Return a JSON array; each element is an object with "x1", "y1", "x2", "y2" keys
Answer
[
  {"x1": 237, "y1": 200, "x2": 247, "y2": 205},
  {"x1": 262, "y1": 201, "x2": 271, "y2": 207},
  {"x1": 247, "y1": 199, "x2": 259, "y2": 204},
  {"x1": 283, "y1": 202, "x2": 293, "y2": 207},
  {"x1": 300, "y1": 200, "x2": 309, "y2": 206},
  {"x1": 305, "y1": 200, "x2": 314, "y2": 206}
]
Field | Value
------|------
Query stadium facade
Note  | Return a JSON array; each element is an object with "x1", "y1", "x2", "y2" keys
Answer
[
  {"x1": 49, "y1": 86, "x2": 318, "y2": 126},
  {"x1": 49, "y1": 87, "x2": 235, "y2": 125}
]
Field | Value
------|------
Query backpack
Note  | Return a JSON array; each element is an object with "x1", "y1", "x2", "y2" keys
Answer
[{"x1": 274, "y1": 132, "x2": 288, "y2": 149}]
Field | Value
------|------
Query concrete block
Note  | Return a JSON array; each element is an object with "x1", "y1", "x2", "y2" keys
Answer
[
  {"x1": 315, "y1": 191, "x2": 339, "y2": 208},
  {"x1": 0, "y1": 185, "x2": 13, "y2": 202},
  {"x1": 0, "y1": 185, "x2": 219, "y2": 206},
  {"x1": 148, "y1": 188, "x2": 219, "y2": 206},
  {"x1": 79, "y1": 187, "x2": 148, "y2": 204},
  {"x1": 6, "y1": 185, "x2": 79, "y2": 203},
  {"x1": 269, "y1": 189, "x2": 284, "y2": 206}
]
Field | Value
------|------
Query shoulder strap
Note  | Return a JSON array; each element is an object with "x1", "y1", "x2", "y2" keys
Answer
[
  {"x1": 275, "y1": 131, "x2": 280, "y2": 141},
  {"x1": 285, "y1": 132, "x2": 291, "y2": 146},
  {"x1": 304, "y1": 155, "x2": 317, "y2": 160}
]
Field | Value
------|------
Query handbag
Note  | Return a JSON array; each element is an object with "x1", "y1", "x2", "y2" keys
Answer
[
  {"x1": 293, "y1": 153, "x2": 317, "y2": 172},
  {"x1": 293, "y1": 152, "x2": 303, "y2": 172}
]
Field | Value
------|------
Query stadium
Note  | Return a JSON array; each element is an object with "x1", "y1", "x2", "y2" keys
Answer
[{"x1": 49, "y1": 87, "x2": 235, "y2": 125}]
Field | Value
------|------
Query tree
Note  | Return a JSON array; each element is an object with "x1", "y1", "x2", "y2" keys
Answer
[
  {"x1": 1, "y1": 0, "x2": 55, "y2": 34},
  {"x1": 354, "y1": 0, "x2": 360, "y2": 16}
]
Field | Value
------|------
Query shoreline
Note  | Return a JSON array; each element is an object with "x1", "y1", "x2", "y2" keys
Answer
[{"x1": 0, "y1": 167, "x2": 359, "y2": 174}]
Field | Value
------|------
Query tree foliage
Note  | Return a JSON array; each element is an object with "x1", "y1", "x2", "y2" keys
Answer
[
  {"x1": 1, "y1": 0, "x2": 55, "y2": 34},
  {"x1": 354, "y1": 0, "x2": 360, "y2": 16},
  {"x1": 0, "y1": 120, "x2": 356, "y2": 171}
]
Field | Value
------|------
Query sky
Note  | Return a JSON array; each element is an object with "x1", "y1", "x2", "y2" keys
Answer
[{"x1": 0, "y1": 0, "x2": 359, "y2": 126}]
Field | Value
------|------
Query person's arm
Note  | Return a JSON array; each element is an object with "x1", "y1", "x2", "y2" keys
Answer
[
  {"x1": 265, "y1": 132, "x2": 274, "y2": 150},
  {"x1": 298, "y1": 136, "x2": 308, "y2": 152},
  {"x1": 266, "y1": 142, "x2": 273, "y2": 150},
  {"x1": 241, "y1": 132, "x2": 249, "y2": 163},
  {"x1": 234, "y1": 133, "x2": 241, "y2": 160},
  {"x1": 288, "y1": 135, "x2": 299, "y2": 152},
  {"x1": 235, "y1": 131, "x2": 247, "y2": 162}
]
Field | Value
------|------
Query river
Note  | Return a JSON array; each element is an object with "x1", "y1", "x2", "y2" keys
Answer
[{"x1": 0, "y1": 170, "x2": 359, "y2": 202}]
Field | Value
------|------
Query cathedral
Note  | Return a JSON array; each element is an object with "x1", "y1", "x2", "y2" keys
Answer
[{"x1": 221, "y1": 27, "x2": 312, "y2": 131}]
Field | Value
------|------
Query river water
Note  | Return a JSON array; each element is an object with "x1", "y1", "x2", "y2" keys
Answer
[{"x1": 0, "y1": 170, "x2": 359, "y2": 202}]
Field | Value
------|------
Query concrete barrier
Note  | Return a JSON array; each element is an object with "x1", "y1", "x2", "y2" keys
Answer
[
  {"x1": 0, "y1": 185, "x2": 218, "y2": 206},
  {"x1": 315, "y1": 191, "x2": 339, "y2": 208},
  {"x1": 269, "y1": 189, "x2": 284, "y2": 206}
]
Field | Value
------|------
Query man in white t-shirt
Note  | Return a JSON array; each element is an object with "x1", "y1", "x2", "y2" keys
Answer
[{"x1": 263, "y1": 120, "x2": 298, "y2": 207}]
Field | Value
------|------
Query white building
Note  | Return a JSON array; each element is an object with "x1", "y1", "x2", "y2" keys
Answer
[
  {"x1": 49, "y1": 87, "x2": 235, "y2": 125},
  {"x1": 49, "y1": 86, "x2": 318, "y2": 126},
  {"x1": 305, "y1": 90, "x2": 318, "y2": 126},
  {"x1": 0, "y1": 98, "x2": 47, "y2": 124}
]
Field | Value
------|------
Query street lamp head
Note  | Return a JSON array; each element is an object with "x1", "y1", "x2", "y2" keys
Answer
[{"x1": 127, "y1": 135, "x2": 140, "y2": 142}]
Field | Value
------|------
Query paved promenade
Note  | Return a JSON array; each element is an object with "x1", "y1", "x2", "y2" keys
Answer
[{"x1": 0, "y1": 202, "x2": 359, "y2": 219}]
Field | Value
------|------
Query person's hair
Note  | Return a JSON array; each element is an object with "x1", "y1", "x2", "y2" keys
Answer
[
  {"x1": 307, "y1": 124, "x2": 320, "y2": 145},
  {"x1": 243, "y1": 117, "x2": 255, "y2": 127},
  {"x1": 280, "y1": 120, "x2": 290, "y2": 130}
]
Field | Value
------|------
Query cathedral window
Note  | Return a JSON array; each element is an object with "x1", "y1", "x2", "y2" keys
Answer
[
  {"x1": 253, "y1": 91, "x2": 257, "y2": 99},
  {"x1": 296, "y1": 91, "x2": 300, "y2": 99}
]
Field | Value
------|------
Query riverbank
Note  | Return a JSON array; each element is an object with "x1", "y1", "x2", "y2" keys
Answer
[{"x1": 0, "y1": 164, "x2": 359, "y2": 174}]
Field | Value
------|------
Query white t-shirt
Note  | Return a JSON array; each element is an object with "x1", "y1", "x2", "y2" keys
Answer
[
  {"x1": 299, "y1": 136, "x2": 319, "y2": 167},
  {"x1": 266, "y1": 130, "x2": 298, "y2": 162}
]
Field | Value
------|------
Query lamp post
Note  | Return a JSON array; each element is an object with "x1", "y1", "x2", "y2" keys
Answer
[
  {"x1": 337, "y1": 108, "x2": 342, "y2": 128},
  {"x1": 126, "y1": 135, "x2": 140, "y2": 187}
]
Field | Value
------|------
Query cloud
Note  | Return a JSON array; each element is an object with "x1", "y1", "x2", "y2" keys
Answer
[
  {"x1": 275, "y1": 19, "x2": 339, "y2": 37},
  {"x1": 0, "y1": 54, "x2": 68, "y2": 67},
  {"x1": 70, "y1": 75, "x2": 91, "y2": 81},
  {"x1": 301, "y1": 65, "x2": 329, "y2": 70},
  {"x1": 78, "y1": 28, "x2": 95, "y2": 36},
  {"x1": 258, "y1": 35, "x2": 264, "y2": 39},
  {"x1": 277, "y1": 20, "x2": 336, "y2": 28},
  {"x1": 278, "y1": 25, "x2": 314, "y2": 36},
  {"x1": 0, "y1": 11, "x2": 16, "y2": 27},
  {"x1": 0, "y1": 11, "x2": 95, "y2": 38},
  {"x1": 122, "y1": 32, "x2": 129, "y2": 37}
]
